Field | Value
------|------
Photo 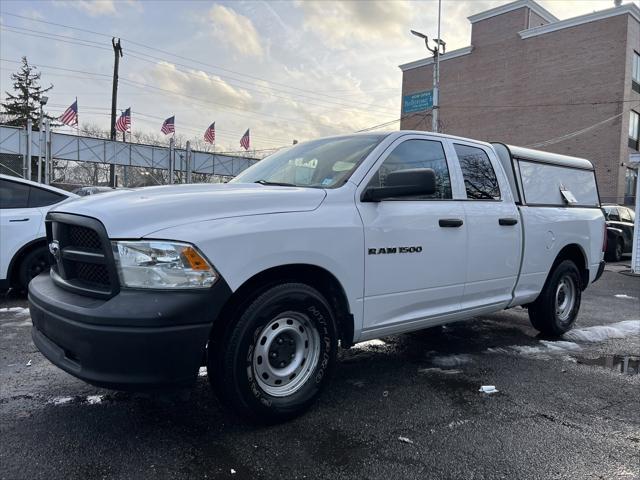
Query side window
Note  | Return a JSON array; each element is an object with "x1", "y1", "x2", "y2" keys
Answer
[
  {"x1": 0, "y1": 179, "x2": 30, "y2": 209},
  {"x1": 455, "y1": 144, "x2": 501, "y2": 200},
  {"x1": 619, "y1": 208, "x2": 632, "y2": 223},
  {"x1": 28, "y1": 186, "x2": 66, "y2": 208},
  {"x1": 608, "y1": 208, "x2": 620, "y2": 221},
  {"x1": 368, "y1": 139, "x2": 452, "y2": 199}
]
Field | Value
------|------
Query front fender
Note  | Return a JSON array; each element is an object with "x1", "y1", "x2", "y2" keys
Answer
[{"x1": 147, "y1": 207, "x2": 365, "y2": 337}]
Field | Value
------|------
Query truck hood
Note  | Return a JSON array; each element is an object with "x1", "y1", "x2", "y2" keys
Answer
[{"x1": 52, "y1": 183, "x2": 326, "y2": 238}]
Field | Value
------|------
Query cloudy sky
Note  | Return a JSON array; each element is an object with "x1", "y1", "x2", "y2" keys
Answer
[{"x1": 0, "y1": 0, "x2": 627, "y2": 152}]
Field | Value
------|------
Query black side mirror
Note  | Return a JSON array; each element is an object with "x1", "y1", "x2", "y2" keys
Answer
[{"x1": 362, "y1": 168, "x2": 436, "y2": 202}]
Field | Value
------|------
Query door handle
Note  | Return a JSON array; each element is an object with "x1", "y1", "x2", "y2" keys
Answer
[
  {"x1": 439, "y1": 218, "x2": 464, "y2": 228},
  {"x1": 9, "y1": 218, "x2": 29, "y2": 222},
  {"x1": 499, "y1": 218, "x2": 518, "y2": 226}
]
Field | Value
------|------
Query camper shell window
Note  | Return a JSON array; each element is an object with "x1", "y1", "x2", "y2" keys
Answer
[{"x1": 491, "y1": 143, "x2": 599, "y2": 208}]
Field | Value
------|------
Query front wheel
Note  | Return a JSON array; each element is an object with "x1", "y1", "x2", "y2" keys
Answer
[
  {"x1": 210, "y1": 283, "x2": 337, "y2": 423},
  {"x1": 528, "y1": 260, "x2": 582, "y2": 337}
]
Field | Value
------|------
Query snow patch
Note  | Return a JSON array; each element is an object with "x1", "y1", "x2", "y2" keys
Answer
[
  {"x1": 0, "y1": 320, "x2": 31, "y2": 328},
  {"x1": 431, "y1": 354, "x2": 472, "y2": 367},
  {"x1": 51, "y1": 397, "x2": 73, "y2": 406},
  {"x1": 353, "y1": 339, "x2": 386, "y2": 349},
  {"x1": 418, "y1": 367, "x2": 462, "y2": 375},
  {"x1": 479, "y1": 386, "x2": 498, "y2": 394},
  {"x1": 398, "y1": 436, "x2": 414, "y2": 444},
  {"x1": 614, "y1": 294, "x2": 638, "y2": 300},
  {"x1": 0, "y1": 307, "x2": 29, "y2": 315},
  {"x1": 487, "y1": 340, "x2": 581, "y2": 357},
  {"x1": 563, "y1": 320, "x2": 639, "y2": 343},
  {"x1": 86, "y1": 395, "x2": 104, "y2": 405},
  {"x1": 447, "y1": 419, "x2": 470, "y2": 428}
]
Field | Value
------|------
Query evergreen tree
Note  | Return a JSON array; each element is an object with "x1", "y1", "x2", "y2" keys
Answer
[{"x1": 1, "y1": 56, "x2": 55, "y2": 128}]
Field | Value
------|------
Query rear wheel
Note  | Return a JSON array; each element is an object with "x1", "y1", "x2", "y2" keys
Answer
[
  {"x1": 606, "y1": 237, "x2": 623, "y2": 262},
  {"x1": 210, "y1": 283, "x2": 337, "y2": 423},
  {"x1": 613, "y1": 238, "x2": 623, "y2": 262},
  {"x1": 528, "y1": 260, "x2": 581, "y2": 337},
  {"x1": 16, "y1": 246, "x2": 51, "y2": 290}
]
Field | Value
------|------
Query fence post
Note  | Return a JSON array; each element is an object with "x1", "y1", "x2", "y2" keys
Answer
[
  {"x1": 37, "y1": 125, "x2": 43, "y2": 183},
  {"x1": 44, "y1": 120, "x2": 51, "y2": 184},
  {"x1": 169, "y1": 137, "x2": 175, "y2": 184},
  {"x1": 25, "y1": 120, "x2": 32, "y2": 180},
  {"x1": 186, "y1": 141, "x2": 192, "y2": 184}
]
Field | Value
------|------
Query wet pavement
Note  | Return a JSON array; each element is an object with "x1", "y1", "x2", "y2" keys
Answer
[{"x1": 1, "y1": 262, "x2": 638, "y2": 480}]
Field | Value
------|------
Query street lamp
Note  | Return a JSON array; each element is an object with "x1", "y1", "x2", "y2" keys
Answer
[
  {"x1": 37, "y1": 96, "x2": 48, "y2": 183},
  {"x1": 411, "y1": 0, "x2": 444, "y2": 133}
]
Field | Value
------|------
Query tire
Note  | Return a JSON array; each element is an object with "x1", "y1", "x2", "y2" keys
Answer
[
  {"x1": 612, "y1": 238, "x2": 623, "y2": 262},
  {"x1": 209, "y1": 283, "x2": 338, "y2": 423},
  {"x1": 605, "y1": 237, "x2": 623, "y2": 262},
  {"x1": 528, "y1": 260, "x2": 582, "y2": 337},
  {"x1": 16, "y1": 246, "x2": 51, "y2": 290}
]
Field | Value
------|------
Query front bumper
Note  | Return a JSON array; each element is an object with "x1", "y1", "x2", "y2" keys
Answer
[{"x1": 29, "y1": 273, "x2": 231, "y2": 390}]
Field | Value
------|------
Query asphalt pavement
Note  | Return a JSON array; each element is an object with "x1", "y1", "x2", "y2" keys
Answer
[{"x1": 1, "y1": 261, "x2": 638, "y2": 480}]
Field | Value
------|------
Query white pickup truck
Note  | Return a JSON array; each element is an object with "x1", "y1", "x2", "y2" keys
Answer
[{"x1": 29, "y1": 131, "x2": 605, "y2": 422}]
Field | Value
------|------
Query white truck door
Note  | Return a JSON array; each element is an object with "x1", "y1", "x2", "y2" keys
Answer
[
  {"x1": 0, "y1": 179, "x2": 43, "y2": 280},
  {"x1": 451, "y1": 142, "x2": 521, "y2": 310},
  {"x1": 357, "y1": 136, "x2": 467, "y2": 335}
]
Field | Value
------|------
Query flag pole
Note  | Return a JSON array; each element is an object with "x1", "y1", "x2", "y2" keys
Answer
[{"x1": 75, "y1": 97, "x2": 79, "y2": 136}]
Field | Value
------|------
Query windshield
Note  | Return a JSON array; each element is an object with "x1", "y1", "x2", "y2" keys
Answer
[{"x1": 231, "y1": 134, "x2": 385, "y2": 188}]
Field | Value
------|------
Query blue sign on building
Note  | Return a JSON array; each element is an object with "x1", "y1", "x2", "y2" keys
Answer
[{"x1": 402, "y1": 90, "x2": 433, "y2": 113}]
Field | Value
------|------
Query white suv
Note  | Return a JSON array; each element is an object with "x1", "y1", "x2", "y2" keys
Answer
[{"x1": 0, "y1": 174, "x2": 76, "y2": 290}]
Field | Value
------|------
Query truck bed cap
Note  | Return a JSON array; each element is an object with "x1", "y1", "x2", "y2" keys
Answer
[{"x1": 496, "y1": 144, "x2": 594, "y2": 171}]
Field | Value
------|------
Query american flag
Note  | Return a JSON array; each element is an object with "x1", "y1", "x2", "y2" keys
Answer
[
  {"x1": 58, "y1": 99, "x2": 78, "y2": 126},
  {"x1": 204, "y1": 122, "x2": 215, "y2": 144},
  {"x1": 240, "y1": 128, "x2": 250, "y2": 150},
  {"x1": 161, "y1": 115, "x2": 175, "y2": 135},
  {"x1": 116, "y1": 107, "x2": 131, "y2": 133}
]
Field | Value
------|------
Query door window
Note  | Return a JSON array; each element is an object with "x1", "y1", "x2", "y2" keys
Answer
[
  {"x1": 0, "y1": 179, "x2": 30, "y2": 209},
  {"x1": 29, "y1": 186, "x2": 65, "y2": 207},
  {"x1": 455, "y1": 144, "x2": 501, "y2": 200},
  {"x1": 367, "y1": 139, "x2": 452, "y2": 199}
]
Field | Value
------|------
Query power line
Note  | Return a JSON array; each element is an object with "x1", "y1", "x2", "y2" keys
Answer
[
  {"x1": 1, "y1": 19, "x2": 398, "y2": 116},
  {"x1": 2, "y1": 12, "x2": 394, "y2": 103},
  {"x1": 525, "y1": 105, "x2": 640, "y2": 148},
  {"x1": 1, "y1": 58, "x2": 379, "y2": 132}
]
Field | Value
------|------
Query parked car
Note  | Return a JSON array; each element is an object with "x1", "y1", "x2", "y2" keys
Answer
[
  {"x1": 0, "y1": 174, "x2": 77, "y2": 290},
  {"x1": 72, "y1": 186, "x2": 117, "y2": 196},
  {"x1": 29, "y1": 132, "x2": 605, "y2": 422},
  {"x1": 602, "y1": 204, "x2": 635, "y2": 262}
]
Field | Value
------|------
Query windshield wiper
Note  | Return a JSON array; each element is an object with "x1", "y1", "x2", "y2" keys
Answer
[{"x1": 254, "y1": 180, "x2": 298, "y2": 187}]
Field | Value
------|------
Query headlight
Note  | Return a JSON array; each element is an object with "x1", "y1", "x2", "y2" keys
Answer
[{"x1": 112, "y1": 241, "x2": 218, "y2": 289}]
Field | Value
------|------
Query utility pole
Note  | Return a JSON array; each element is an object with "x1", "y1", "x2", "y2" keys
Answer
[
  {"x1": 411, "y1": 0, "x2": 445, "y2": 133},
  {"x1": 434, "y1": 0, "x2": 442, "y2": 133},
  {"x1": 109, "y1": 38, "x2": 123, "y2": 187}
]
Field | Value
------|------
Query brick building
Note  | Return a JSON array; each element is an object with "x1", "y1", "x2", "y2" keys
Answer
[{"x1": 400, "y1": 0, "x2": 640, "y2": 204}]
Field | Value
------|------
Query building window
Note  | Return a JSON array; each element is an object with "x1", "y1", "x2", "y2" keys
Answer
[
  {"x1": 630, "y1": 110, "x2": 640, "y2": 150},
  {"x1": 633, "y1": 51, "x2": 640, "y2": 94}
]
